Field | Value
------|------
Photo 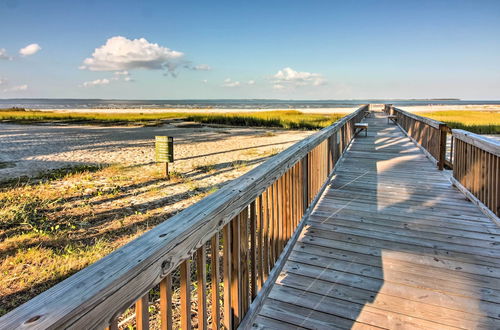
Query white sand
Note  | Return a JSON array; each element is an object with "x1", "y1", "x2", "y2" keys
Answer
[{"x1": 0, "y1": 122, "x2": 312, "y2": 180}]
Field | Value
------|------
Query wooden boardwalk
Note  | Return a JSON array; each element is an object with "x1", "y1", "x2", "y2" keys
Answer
[{"x1": 252, "y1": 111, "x2": 500, "y2": 329}]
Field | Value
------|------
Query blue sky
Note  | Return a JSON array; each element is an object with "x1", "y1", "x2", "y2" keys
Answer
[{"x1": 1, "y1": 0, "x2": 499, "y2": 99}]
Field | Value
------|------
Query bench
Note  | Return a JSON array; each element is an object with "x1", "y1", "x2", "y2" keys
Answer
[
  {"x1": 387, "y1": 115, "x2": 397, "y2": 124},
  {"x1": 354, "y1": 123, "x2": 368, "y2": 137}
]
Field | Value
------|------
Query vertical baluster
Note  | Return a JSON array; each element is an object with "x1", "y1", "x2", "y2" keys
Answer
[
  {"x1": 272, "y1": 181, "x2": 279, "y2": 262},
  {"x1": 196, "y1": 247, "x2": 207, "y2": 330},
  {"x1": 279, "y1": 174, "x2": 286, "y2": 250},
  {"x1": 240, "y1": 208, "x2": 249, "y2": 317},
  {"x1": 135, "y1": 294, "x2": 149, "y2": 330},
  {"x1": 222, "y1": 224, "x2": 232, "y2": 330},
  {"x1": 262, "y1": 190, "x2": 270, "y2": 281},
  {"x1": 289, "y1": 169, "x2": 293, "y2": 237},
  {"x1": 250, "y1": 201, "x2": 257, "y2": 299},
  {"x1": 230, "y1": 214, "x2": 241, "y2": 326},
  {"x1": 268, "y1": 185, "x2": 275, "y2": 268},
  {"x1": 210, "y1": 233, "x2": 220, "y2": 330},
  {"x1": 180, "y1": 260, "x2": 191, "y2": 330},
  {"x1": 160, "y1": 275, "x2": 172, "y2": 330},
  {"x1": 257, "y1": 195, "x2": 264, "y2": 289}
]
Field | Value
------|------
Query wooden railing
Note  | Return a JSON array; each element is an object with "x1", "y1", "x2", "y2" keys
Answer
[
  {"x1": 383, "y1": 104, "x2": 499, "y2": 220},
  {"x1": 0, "y1": 106, "x2": 369, "y2": 329},
  {"x1": 383, "y1": 104, "x2": 448, "y2": 170},
  {"x1": 451, "y1": 130, "x2": 500, "y2": 218}
]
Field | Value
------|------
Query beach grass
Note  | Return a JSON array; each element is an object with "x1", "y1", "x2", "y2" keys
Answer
[
  {"x1": 418, "y1": 110, "x2": 500, "y2": 134},
  {"x1": 0, "y1": 108, "x2": 346, "y2": 130},
  {"x1": 0, "y1": 163, "x2": 224, "y2": 318}
]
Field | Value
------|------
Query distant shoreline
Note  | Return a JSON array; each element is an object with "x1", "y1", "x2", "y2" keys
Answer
[
  {"x1": 2, "y1": 99, "x2": 500, "y2": 111},
  {"x1": 11, "y1": 104, "x2": 500, "y2": 114}
]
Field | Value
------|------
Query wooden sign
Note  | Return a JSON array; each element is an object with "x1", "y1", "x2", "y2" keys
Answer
[{"x1": 155, "y1": 136, "x2": 174, "y2": 163}]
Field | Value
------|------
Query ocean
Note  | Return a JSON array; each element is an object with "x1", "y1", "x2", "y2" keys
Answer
[{"x1": 1, "y1": 99, "x2": 500, "y2": 110}]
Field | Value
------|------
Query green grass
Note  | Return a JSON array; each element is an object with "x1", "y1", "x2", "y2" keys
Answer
[
  {"x1": 0, "y1": 108, "x2": 346, "y2": 130},
  {"x1": 186, "y1": 111, "x2": 346, "y2": 129},
  {"x1": 419, "y1": 110, "x2": 500, "y2": 134}
]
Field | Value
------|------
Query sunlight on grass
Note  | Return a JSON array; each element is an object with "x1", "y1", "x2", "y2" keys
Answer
[
  {"x1": 419, "y1": 110, "x2": 500, "y2": 134},
  {"x1": 0, "y1": 108, "x2": 346, "y2": 130}
]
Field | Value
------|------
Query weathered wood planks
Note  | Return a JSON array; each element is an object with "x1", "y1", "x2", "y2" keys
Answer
[{"x1": 251, "y1": 111, "x2": 500, "y2": 329}]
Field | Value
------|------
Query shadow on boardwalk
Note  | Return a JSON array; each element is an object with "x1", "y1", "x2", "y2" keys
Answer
[{"x1": 252, "y1": 111, "x2": 500, "y2": 329}]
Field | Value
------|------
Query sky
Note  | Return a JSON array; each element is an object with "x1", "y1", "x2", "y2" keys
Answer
[{"x1": 0, "y1": 0, "x2": 499, "y2": 100}]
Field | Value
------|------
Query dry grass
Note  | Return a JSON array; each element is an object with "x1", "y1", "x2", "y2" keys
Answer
[
  {"x1": 0, "y1": 161, "x2": 239, "y2": 317},
  {"x1": 418, "y1": 110, "x2": 500, "y2": 134}
]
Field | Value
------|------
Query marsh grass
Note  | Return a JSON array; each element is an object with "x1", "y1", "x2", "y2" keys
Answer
[
  {"x1": 0, "y1": 108, "x2": 345, "y2": 130},
  {"x1": 419, "y1": 110, "x2": 500, "y2": 134}
]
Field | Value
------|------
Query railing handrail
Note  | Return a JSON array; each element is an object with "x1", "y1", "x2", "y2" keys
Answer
[
  {"x1": 391, "y1": 106, "x2": 446, "y2": 129},
  {"x1": 452, "y1": 129, "x2": 500, "y2": 157},
  {"x1": 0, "y1": 106, "x2": 368, "y2": 329}
]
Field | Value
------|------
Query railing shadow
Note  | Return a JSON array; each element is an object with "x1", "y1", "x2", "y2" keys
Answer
[{"x1": 260, "y1": 111, "x2": 498, "y2": 328}]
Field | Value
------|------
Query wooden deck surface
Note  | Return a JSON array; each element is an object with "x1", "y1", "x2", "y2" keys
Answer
[{"x1": 251, "y1": 111, "x2": 500, "y2": 329}]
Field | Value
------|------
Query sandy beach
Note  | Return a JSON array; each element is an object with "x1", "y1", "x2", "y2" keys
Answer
[{"x1": 0, "y1": 121, "x2": 312, "y2": 181}]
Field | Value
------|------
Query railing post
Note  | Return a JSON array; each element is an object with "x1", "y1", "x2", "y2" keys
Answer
[{"x1": 438, "y1": 123, "x2": 447, "y2": 170}]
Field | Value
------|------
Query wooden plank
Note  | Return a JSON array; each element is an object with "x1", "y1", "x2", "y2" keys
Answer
[
  {"x1": 239, "y1": 207, "x2": 250, "y2": 316},
  {"x1": 268, "y1": 284, "x2": 458, "y2": 329},
  {"x1": 135, "y1": 294, "x2": 149, "y2": 330},
  {"x1": 180, "y1": 260, "x2": 191, "y2": 330},
  {"x1": 281, "y1": 259, "x2": 500, "y2": 320},
  {"x1": 293, "y1": 241, "x2": 500, "y2": 290},
  {"x1": 252, "y1": 315, "x2": 307, "y2": 329},
  {"x1": 196, "y1": 247, "x2": 207, "y2": 330},
  {"x1": 277, "y1": 272, "x2": 495, "y2": 328},
  {"x1": 314, "y1": 204, "x2": 497, "y2": 230},
  {"x1": 453, "y1": 129, "x2": 500, "y2": 156},
  {"x1": 230, "y1": 215, "x2": 241, "y2": 326},
  {"x1": 256, "y1": 195, "x2": 264, "y2": 289},
  {"x1": 250, "y1": 201, "x2": 258, "y2": 300},
  {"x1": 210, "y1": 234, "x2": 220, "y2": 330},
  {"x1": 222, "y1": 224, "x2": 232, "y2": 330},
  {"x1": 261, "y1": 191, "x2": 270, "y2": 282},
  {"x1": 310, "y1": 210, "x2": 500, "y2": 241},
  {"x1": 288, "y1": 248, "x2": 500, "y2": 303},
  {"x1": 307, "y1": 215, "x2": 499, "y2": 250},
  {"x1": 302, "y1": 226, "x2": 500, "y2": 264},
  {"x1": 160, "y1": 275, "x2": 173, "y2": 330}
]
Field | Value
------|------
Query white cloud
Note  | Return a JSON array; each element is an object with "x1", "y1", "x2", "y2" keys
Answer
[
  {"x1": 272, "y1": 67, "x2": 326, "y2": 88},
  {"x1": 222, "y1": 78, "x2": 241, "y2": 87},
  {"x1": 0, "y1": 77, "x2": 7, "y2": 85},
  {"x1": 114, "y1": 70, "x2": 129, "y2": 76},
  {"x1": 124, "y1": 76, "x2": 134, "y2": 82},
  {"x1": 19, "y1": 43, "x2": 41, "y2": 56},
  {"x1": 0, "y1": 48, "x2": 11, "y2": 60},
  {"x1": 80, "y1": 36, "x2": 184, "y2": 76},
  {"x1": 82, "y1": 78, "x2": 110, "y2": 87},
  {"x1": 247, "y1": 80, "x2": 256, "y2": 85},
  {"x1": 3, "y1": 84, "x2": 28, "y2": 92},
  {"x1": 202, "y1": 79, "x2": 208, "y2": 84},
  {"x1": 192, "y1": 64, "x2": 212, "y2": 71}
]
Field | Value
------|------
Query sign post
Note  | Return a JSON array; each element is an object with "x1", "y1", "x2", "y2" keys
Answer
[{"x1": 155, "y1": 136, "x2": 174, "y2": 179}]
